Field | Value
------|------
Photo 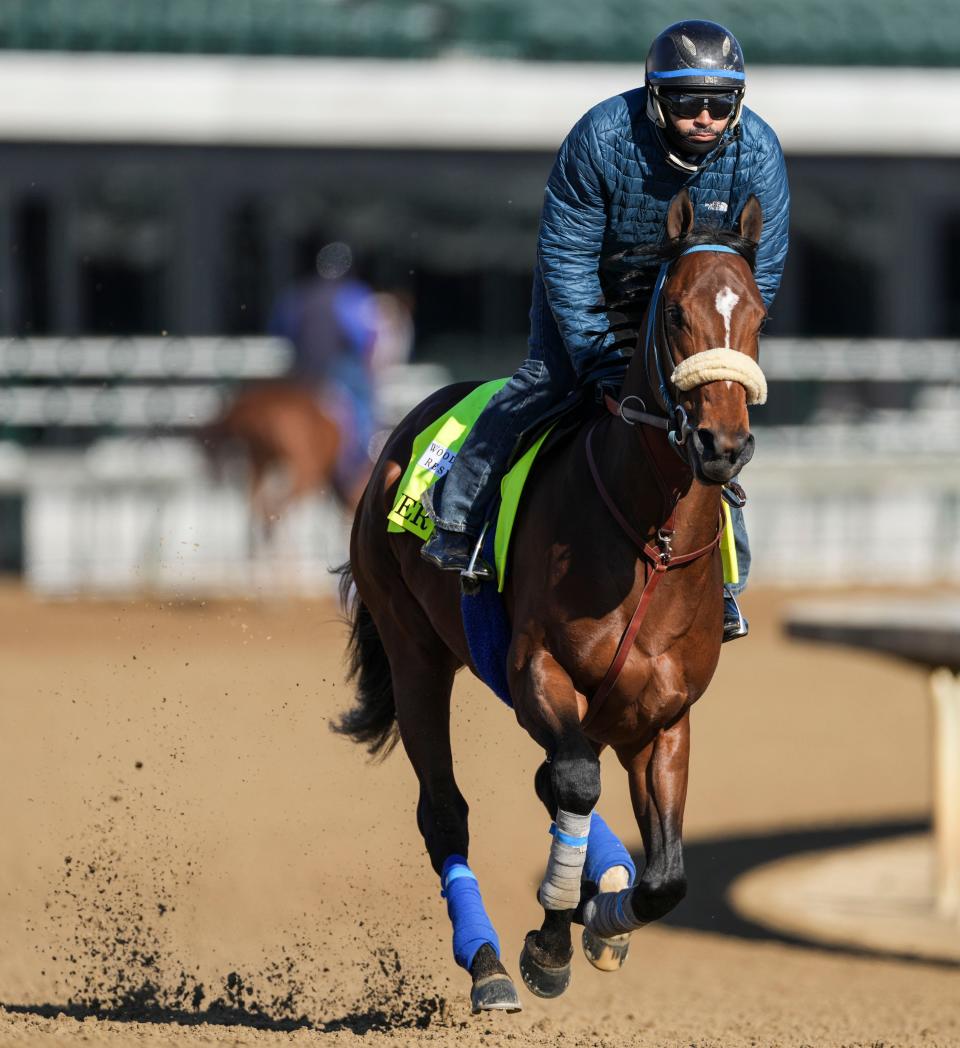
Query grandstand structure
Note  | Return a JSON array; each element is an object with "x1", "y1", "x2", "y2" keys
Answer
[
  {"x1": 0, "y1": 2, "x2": 957, "y2": 592},
  {"x1": 0, "y1": 0, "x2": 956, "y2": 65}
]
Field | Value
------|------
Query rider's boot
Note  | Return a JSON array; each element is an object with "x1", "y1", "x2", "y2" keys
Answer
[
  {"x1": 420, "y1": 527, "x2": 495, "y2": 581},
  {"x1": 722, "y1": 590, "x2": 749, "y2": 642}
]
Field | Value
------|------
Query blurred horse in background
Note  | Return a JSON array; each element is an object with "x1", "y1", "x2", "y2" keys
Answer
[
  {"x1": 203, "y1": 380, "x2": 369, "y2": 533},
  {"x1": 204, "y1": 242, "x2": 401, "y2": 533}
]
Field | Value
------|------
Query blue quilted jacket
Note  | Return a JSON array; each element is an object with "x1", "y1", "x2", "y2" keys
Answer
[{"x1": 538, "y1": 87, "x2": 790, "y2": 378}]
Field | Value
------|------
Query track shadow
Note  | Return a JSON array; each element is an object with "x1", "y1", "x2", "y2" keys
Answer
[
  {"x1": 0, "y1": 1000, "x2": 311, "y2": 1033},
  {"x1": 0, "y1": 998, "x2": 445, "y2": 1034},
  {"x1": 654, "y1": 817, "x2": 959, "y2": 968}
]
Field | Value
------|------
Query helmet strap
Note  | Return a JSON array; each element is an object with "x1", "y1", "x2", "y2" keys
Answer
[
  {"x1": 654, "y1": 126, "x2": 700, "y2": 173},
  {"x1": 651, "y1": 116, "x2": 740, "y2": 174}
]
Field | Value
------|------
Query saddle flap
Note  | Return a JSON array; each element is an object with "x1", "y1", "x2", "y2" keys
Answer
[{"x1": 388, "y1": 380, "x2": 587, "y2": 589}]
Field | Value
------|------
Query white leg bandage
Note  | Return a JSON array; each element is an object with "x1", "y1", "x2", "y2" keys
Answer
[
  {"x1": 583, "y1": 887, "x2": 645, "y2": 938},
  {"x1": 539, "y1": 809, "x2": 592, "y2": 911}
]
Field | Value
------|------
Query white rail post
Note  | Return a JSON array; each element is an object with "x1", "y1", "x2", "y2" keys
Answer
[{"x1": 930, "y1": 667, "x2": 960, "y2": 921}]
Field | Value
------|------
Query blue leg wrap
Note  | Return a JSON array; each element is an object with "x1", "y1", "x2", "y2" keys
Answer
[
  {"x1": 440, "y1": 855, "x2": 501, "y2": 971},
  {"x1": 584, "y1": 813, "x2": 637, "y2": 886}
]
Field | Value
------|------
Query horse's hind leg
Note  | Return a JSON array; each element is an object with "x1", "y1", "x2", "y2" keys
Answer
[
  {"x1": 382, "y1": 628, "x2": 522, "y2": 1014},
  {"x1": 579, "y1": 816, "x2": 636, "y2": 972}
]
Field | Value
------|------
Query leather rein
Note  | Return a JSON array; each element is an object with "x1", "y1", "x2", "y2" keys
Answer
[
  {"x1": 579, "y1": 257, "x2": 742, "y2": 731},
  {"x1": 582, "y1": 402, "x2": 724, "y2": 729}
]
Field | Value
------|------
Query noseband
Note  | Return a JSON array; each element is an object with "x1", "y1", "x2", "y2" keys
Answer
[{"x1": 618, "y1": 243, "x2": 767, "y2": 453}]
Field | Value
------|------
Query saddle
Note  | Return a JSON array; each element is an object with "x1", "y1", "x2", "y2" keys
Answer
[{"x1": 388, "y1": 381, "x2": 594, "y2": 590}]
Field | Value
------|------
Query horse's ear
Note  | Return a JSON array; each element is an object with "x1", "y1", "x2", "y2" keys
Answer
[
  {"x1": 738, "y1": 195, "x2": 763, "y2": 244},
  {"x1": 666, "y1": 189, "x2": 695, "y2": 241}
]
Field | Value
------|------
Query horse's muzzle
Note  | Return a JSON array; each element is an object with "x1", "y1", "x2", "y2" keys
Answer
[{"x1": 689, "y1": 427, "x2": 755, "y2": 484}]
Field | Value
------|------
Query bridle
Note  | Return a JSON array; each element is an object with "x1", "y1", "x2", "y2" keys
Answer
[
  {"x1": 582, "y1": 242, "x2": 766, "y2": 728},
  {"x1": 609, "y1": 242, "x2": 767, "y2": 457}
]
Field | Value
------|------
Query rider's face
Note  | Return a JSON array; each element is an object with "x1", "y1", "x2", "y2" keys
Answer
[{"x1": 668, "y1": 107, "x2": 732, "y2": 148}]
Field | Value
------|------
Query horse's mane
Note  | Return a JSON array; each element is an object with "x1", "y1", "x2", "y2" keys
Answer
[
  {"x1": 596, "y1": 227, "x2": 759, "y2": 338},
  {"x1": 620, "y1": 227, "x2": 757, "y2": 275}
]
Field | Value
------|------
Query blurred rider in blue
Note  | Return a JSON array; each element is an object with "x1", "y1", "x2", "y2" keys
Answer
[
  {"x1": 421, "y1": 20, "x2": 789, "y2": 642},
  {"x1": 268, "y1": 241, "x2": 379, "y2": 500}
]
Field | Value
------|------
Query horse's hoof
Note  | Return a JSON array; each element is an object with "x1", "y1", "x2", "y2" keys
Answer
[
  {"x1": 518, "y1": 931, "x2": 571, "y2": 999},
  {"x1": 471, "y1": 973, "x2": 522, "y2": 1013},
  {"x1": 582, "y1": 926, "x2": 631, "y2": 972}
]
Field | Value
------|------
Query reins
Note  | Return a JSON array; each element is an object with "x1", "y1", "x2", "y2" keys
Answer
[
  {"x1": 579, "y1": 240, "x2": 753, "y2": 729},
  {"x1": 583, "y1": 410, "x2": 724, "y2": 729}
]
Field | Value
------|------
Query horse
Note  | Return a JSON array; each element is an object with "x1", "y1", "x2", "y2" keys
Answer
[
  {"x1": 203, "y1": 380, "x2": 369, "y2": 531},
  {"x1": 333, "y1": 188, "x2": 767, "y2": 1013}
]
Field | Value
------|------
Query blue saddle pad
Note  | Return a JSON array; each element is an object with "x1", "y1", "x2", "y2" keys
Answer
[{"x1": 460, "y1": 524, "x2": 513, "y2": 708}]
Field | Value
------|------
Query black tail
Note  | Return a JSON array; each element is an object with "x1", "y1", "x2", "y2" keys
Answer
[{"x1": 330, "y1": 562, "x2": 399, "y2": 760}]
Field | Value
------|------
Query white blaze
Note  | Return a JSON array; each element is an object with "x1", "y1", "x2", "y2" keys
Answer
[{"x1": 715, "y1": 286, "x2": 740, "y2": 349}]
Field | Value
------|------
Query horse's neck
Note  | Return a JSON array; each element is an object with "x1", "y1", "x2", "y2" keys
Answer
[
  {"x1": 602, "y1": 360, "x2": 721, "y2": 555},
  {"x1": 621, "y1": 302, "x2": 668, "y2": 416}
]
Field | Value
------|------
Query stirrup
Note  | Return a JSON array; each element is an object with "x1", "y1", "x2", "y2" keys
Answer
[
  {"x1": 722, "y1": 593, "x2": 749, "y2": 643},
  {"x1": 722, "y1": 482, "x2": 747, "y2": 509},
  {"x1": 460, "y1": 523, "x2": 494, "y2": 586}
]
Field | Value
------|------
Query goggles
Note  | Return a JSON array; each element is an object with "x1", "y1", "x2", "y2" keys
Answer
[{"x1": 658, "y1": 91, "x2": 740, "y2": 120}]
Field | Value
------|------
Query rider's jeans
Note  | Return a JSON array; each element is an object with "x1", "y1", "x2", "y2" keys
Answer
[{"x1": 431, "y1": 270, "x2": 576, "y2": 536}]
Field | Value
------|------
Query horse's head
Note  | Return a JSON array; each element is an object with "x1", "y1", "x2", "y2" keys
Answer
[{"x1": 630, "y1": 188, "x2": 767, "y2": 485}]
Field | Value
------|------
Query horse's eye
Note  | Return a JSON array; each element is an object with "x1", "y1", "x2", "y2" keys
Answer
[
  {"x1": 757, "y1": 315, "x2": 769, "y2": 334},
  {"x1": 665, "y1": 304, "x2": 685, "y2": 327}
]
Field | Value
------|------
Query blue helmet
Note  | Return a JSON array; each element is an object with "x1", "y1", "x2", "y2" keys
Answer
[{"x1": 645, "y1": 20, "x2": 746, "y2": 134}]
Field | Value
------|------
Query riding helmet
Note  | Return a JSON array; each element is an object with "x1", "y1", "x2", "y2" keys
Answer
[{"x1": 645, "y1": 20, "x2": 747, "y2": 144}]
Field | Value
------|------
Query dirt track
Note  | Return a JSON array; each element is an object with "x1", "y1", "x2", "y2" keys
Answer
[{"x1": 0, "y1": 582, "x2": 958, "y2": 1047}]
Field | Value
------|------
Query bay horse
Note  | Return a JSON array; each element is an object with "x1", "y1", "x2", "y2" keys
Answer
[
  {"x1": 334, "y1": 189, "x2": 767, "y2": 1012},
  {"x1": 203, "y1": 380, "x2": 369, "y2": 530}
]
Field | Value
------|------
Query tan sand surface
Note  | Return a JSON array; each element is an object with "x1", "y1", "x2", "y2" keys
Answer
[{"x1": 0, "y1": 582, "x2": 957, "y2": 1047}]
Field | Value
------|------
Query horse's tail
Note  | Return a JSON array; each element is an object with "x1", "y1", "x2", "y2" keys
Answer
[{"x1": 330, "y1": 561, "x2": 399, "y2": 760}]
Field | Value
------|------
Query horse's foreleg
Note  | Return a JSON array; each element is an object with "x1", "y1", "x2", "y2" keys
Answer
[
  {"x1": 532, "y1": 754, "x2": 637, "y2": 973},
  {"x1": 584, "y1": 712, "x2": 690, "y2": 938},
  {"x1": 391, "y1": 654, "x2": 521, "y2": 1014},
  {"x1": 514, "y1": 653, "x2": 600, "y2": 999}
]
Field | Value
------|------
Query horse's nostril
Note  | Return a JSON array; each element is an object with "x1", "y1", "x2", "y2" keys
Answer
[
  {"x1": 737, "y1": 432, "x2": 756, "y2": 466},
  {"x1": 696, "y1": 428, "x2": 717, "y2": 458},
  {"x1": 696, "y1": 428, "x2": 754, "y2": 468}
]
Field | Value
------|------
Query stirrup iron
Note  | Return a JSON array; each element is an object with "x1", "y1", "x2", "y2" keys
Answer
[{"x1": 460, "y1": 522, "x2": 491, "y2": 584}]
